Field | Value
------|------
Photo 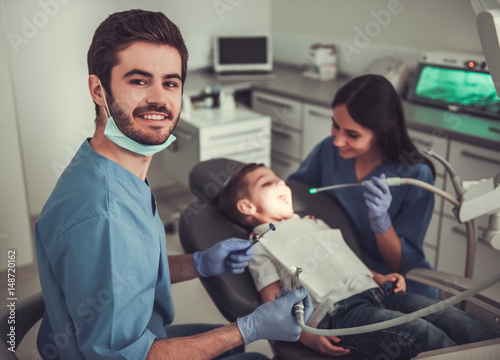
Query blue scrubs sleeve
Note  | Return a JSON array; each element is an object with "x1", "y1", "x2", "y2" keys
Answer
[{"x1": 50, "y1": 215, "x2": 158, "y2": 359}]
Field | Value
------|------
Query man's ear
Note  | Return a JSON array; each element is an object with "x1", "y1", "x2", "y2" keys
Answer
[
  {"x1": 236, "y1": 199, "x2": 255, "y2": 215},
  {"x1": 88, "y1": 74, "x2": 106, "y2": 108}
]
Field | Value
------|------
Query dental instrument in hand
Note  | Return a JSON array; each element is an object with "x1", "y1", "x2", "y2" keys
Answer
[
  {"x1": 291, "y1": 266, "x2": 305, "y2": 324},
  {"x1": 309, "y1": 177, "x2": 403, "y2": 194},
  {"x1": 235, "y1": 223, "x2": 275, "y2": 254}
]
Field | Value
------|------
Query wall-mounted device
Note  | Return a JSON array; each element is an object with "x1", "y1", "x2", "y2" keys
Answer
[{"x1": 406, "y1": 51, "x2": 500, "y2": 120}]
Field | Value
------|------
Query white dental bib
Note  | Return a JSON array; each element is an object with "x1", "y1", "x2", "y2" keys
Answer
[{"x1": 252, "y1": 216, "x2": 378, "y2": 326}]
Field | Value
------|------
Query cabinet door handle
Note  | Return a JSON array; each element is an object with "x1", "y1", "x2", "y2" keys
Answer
[
  {"x1": 255, "y1": 96, "x2": 293, "y2": 110},
  {"x1": 210, "y1": 128, "x2": 262, "y2": 141},
  {"x1": 460, "y1": 150, "x2": 500, "y2": 165},
  {"x1": 271, "y1": 129, "x2": 291, "y2": 139},
  {"x1": 272, "y1": 155, "x2": 292, "y2": 167},
  {"x1": 307, "y1": 110, "x2": 330, "y2": 119},
  {"x1": 411, "y1": 137, "x2": 433, "y2": 149}
]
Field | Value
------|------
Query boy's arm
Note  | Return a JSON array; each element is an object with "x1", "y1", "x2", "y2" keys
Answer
[
  {"x1": 259, "y1": 282, "x2": 351, "y2": 357},
  {"x1": 259, "y1": 281, "x2": 283, "y2": 303},
  {"x1": 370, "y1": 270, "x2": 406, "y2": 293}
]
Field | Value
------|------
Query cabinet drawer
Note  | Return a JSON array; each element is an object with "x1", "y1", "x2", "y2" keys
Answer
[
  {"x1": 408, "y1": 129, "x2": 449, "y2": 177},
  {"x1": 437, "y1": 216, "x2": 500, "y2": 281},
  {"x1": 272, "y1": 127, "x2": 301, "y2": 160},
  {"x1": 425, "y1": 211, "x2": 440, "y2": 248},
  {"x1": 201, "y1": 143, "x2": 270, "y2": 163},
  {"x1": 302, "y1": 104, "x2": 332, "y2": 159},
  {"x1": 271, "y1": 152, "x2": 301, "y2": 180},
  {"x1": 252, "y1": 91, "x2": 303, "y2": 130},
  {"x1": 199, "y1": 119, "x2": 270, "y2": 150},
  {"x1": 443, "y1": 140, "x2": 500, "y2": 228}
]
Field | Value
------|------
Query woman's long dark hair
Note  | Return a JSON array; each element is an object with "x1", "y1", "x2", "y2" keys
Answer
[{"x1": 332, "y1": 74, "x2": 435, "y2": 178}]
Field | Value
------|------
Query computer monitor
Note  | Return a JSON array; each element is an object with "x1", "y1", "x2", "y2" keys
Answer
[{"x1": 213, "y1": 34, "x2": 273, "y2": 74}]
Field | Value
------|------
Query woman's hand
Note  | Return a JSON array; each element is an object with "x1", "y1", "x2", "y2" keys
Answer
[
  {"x1": 300, "y1": 331, "x2": 351, "y2": 357},
  {"x1": 363, "y1": 174, "x2": 392, "y2": 234},
  {"x1": 372, "y1": 272, "x2": 406, "y2": 293}
]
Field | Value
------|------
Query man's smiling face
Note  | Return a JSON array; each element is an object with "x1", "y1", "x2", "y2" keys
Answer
[{"x1": 105, "y1": 41, "x2": 183, "y2": 145}]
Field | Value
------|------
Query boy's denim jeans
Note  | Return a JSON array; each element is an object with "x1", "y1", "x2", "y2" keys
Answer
[{"x1": 318, "y1": 283, "x2": 499, "y2": 358}]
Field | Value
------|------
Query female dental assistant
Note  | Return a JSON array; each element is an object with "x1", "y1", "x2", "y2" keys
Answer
[{"x1": 289, "y1": 74, "x2": 437, "y2": 299}]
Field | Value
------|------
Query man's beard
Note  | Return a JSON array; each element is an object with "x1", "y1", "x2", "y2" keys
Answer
[{"x1": 107, "y1": 95, "x2": 179, "y2": 145}]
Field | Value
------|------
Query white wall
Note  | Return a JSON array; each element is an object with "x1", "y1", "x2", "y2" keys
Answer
[
  {"x1": 1, "y1": 0, "x2": 271, "y2": 216},
  {"x1": 271, "y1": 0, "x2": 483, "y2": 75},
  {"x1": 0, "y1": 3, "x2": 34, "y2": 270}
]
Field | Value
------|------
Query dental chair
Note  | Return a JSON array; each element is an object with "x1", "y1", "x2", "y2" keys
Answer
[
  {"x1": 178, "y1": 158, "x2": 500, "y2": 360},
  {"x1": 0, "y1": 292, "x2": 45, "y2": 360}
]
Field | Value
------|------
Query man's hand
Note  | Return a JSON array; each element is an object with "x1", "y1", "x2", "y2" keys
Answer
[
  {"x1": 237, "y1": 287, "x2": 313, "y2": 344},
  {"x1": 193, "y1": 238, "x2": 255, "y2": 278}
]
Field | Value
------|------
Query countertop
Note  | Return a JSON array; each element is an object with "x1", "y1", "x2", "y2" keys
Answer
[{"x1": 184, "y1": 64, "x2": 500, "y2": 151}]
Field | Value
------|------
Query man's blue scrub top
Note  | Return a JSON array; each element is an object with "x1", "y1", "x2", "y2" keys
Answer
[
  {"x1": 289, "y1": 136, "x2": 437, "y2": 298},
  {"x1": 35, "y1": 140, "x2": 174, "y2": 360}
]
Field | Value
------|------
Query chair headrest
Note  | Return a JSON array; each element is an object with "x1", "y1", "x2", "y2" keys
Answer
[{"x1": 188, "y1": 158, "x2": 243, "y2": 205}]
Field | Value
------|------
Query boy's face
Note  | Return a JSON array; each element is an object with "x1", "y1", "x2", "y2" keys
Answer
[{"x1": 244, "y1": 167, "x2": 294, "y2": 223}]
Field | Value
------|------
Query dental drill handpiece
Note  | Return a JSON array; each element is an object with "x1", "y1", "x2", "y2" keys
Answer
[{"x1": 291, "y1": 267, "x2": 305, "y2": 324}]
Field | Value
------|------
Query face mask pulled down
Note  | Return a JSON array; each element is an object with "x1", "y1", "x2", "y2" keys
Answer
[{"x1": 99, "y1": 82, "x2": 176, "y2": 157}]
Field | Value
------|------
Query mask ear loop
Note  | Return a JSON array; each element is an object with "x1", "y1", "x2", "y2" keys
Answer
[{"x1": 98, "y1": 80, "x2": 111, "y2": 119}]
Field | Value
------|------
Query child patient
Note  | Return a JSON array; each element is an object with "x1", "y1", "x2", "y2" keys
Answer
[{"x1": 218, "y1": 163, "x2": 499, "y2": 359}]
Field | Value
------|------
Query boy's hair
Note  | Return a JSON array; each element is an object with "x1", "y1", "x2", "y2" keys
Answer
[
  {"x1": 87, "y1": 9, "x2": 189, "y2": 116},
  {"x1": 218, "y1": 163, "x2": 265, "y2": 227}
]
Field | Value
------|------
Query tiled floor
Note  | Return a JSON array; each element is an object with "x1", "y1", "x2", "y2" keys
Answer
[{"x1": 1, "y1": 182, "x2": 273, "y2": 359}]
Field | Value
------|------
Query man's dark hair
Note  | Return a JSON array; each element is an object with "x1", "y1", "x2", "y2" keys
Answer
[{"x1": 87, "y1": 9, "x2": 189, "y2": 115}]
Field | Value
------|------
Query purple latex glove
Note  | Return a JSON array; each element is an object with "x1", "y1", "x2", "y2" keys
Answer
[
  {"x1": 193, "y1": 238, "x2": 255, "y2": 277},
  {"x1": 363, "y1": 174, "x2": 392, "y2": 234}
]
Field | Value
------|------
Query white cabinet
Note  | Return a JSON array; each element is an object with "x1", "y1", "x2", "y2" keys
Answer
[
  {"x1": 437, "y1": 217, "x2": 500, "y2": 281},
  {"x1": 302, "y1": 104, "x2": 333, "y2": 159},
  {"x1": 252, "y1": 91, "x2": 303, "y2": 179},
  {"x1": 163, "y1": 107, "x2": 271, "y2": 188},
  {"x1": 252, "y1": 91, "x2": 302, "y2": 130},
  {"x1": 437, "y1": 140, "x2": 500, "y2": 280},
  {"x1": 252, "y1": 93, "x2": 333, "y2": 180}
]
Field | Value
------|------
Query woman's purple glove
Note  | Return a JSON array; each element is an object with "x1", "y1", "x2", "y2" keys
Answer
[
  {"x1": 193, "y1": 238, "x2": 255, "y2": 278},
  {"x1": 363, "y1": 174, "x2": 392, "y2": 234},
  {"x1": 237, "y1": 287, "x2": 313, "y2": 344}
]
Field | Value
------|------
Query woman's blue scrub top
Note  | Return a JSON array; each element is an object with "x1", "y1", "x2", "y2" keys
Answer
[
  {"x1": 289, "y1": 136, "x2": 437, "y2": 298},
  {"x1": 35, "y1": 140, "x2": 174, "y2": 359}
]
